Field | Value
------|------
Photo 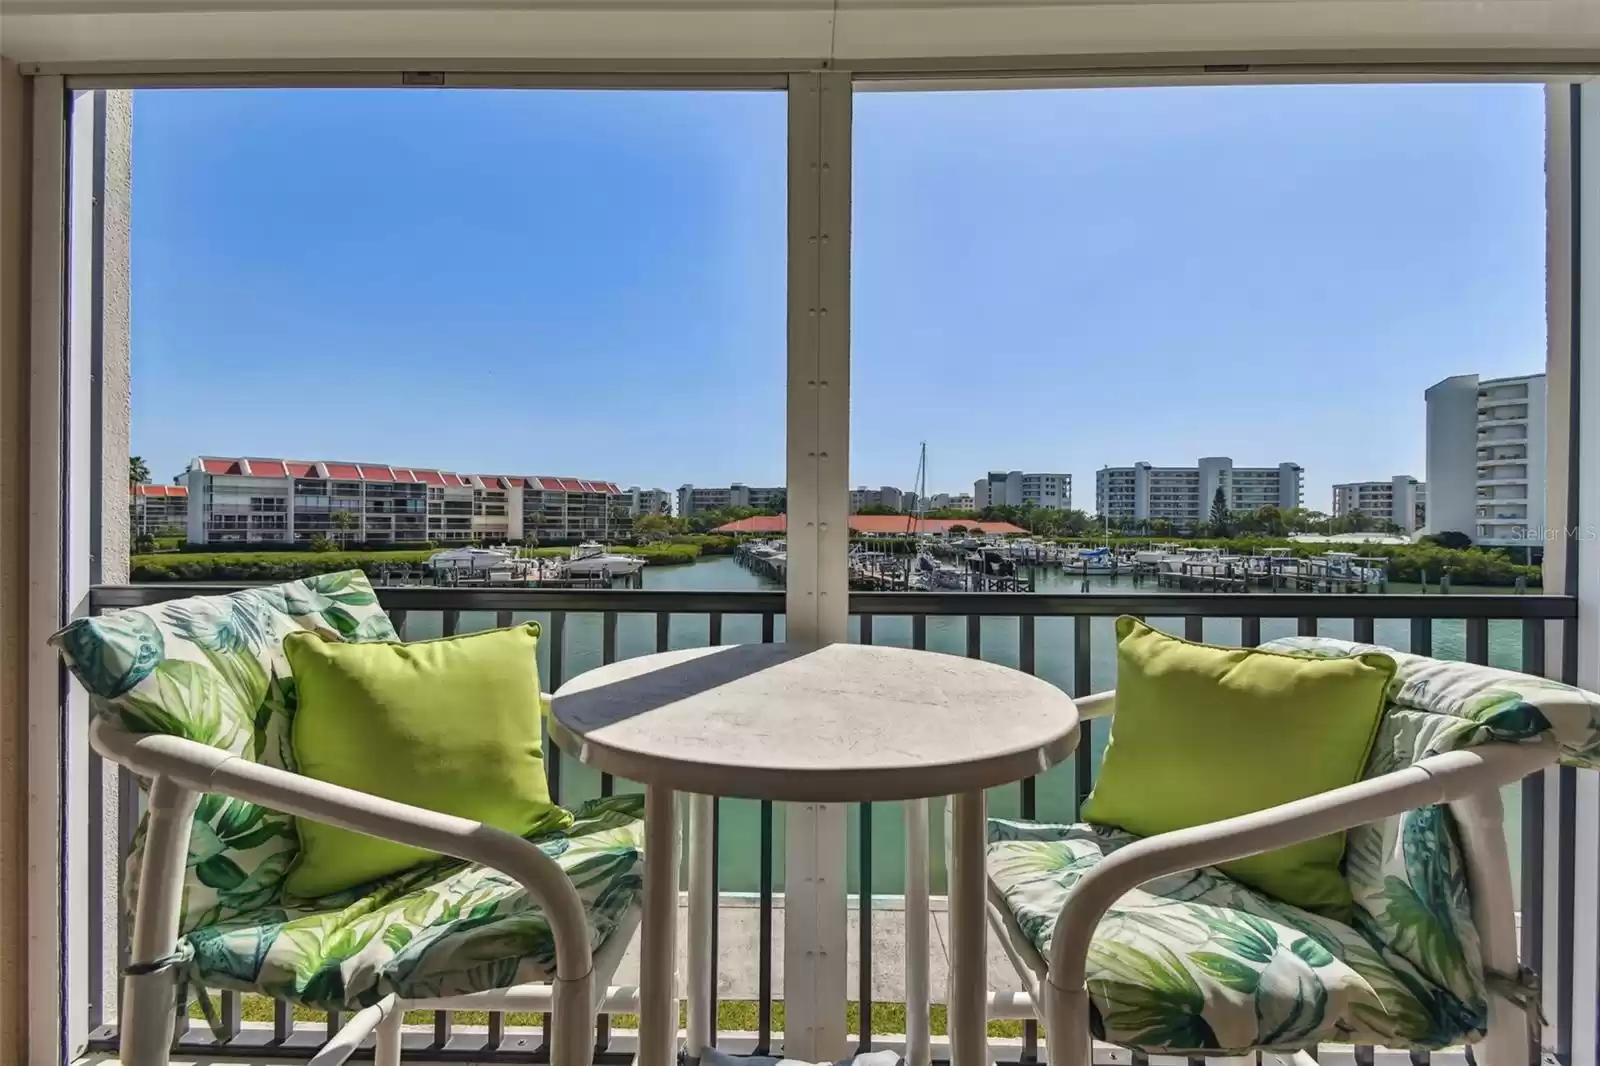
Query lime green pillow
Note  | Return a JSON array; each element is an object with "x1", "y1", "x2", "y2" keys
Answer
[
  {"x1": 282, "y1": 622, "x2": 572, "y2": 898},
  {"x1": 1081, "y1": 617, "x2": 1395, "y2": 918}
]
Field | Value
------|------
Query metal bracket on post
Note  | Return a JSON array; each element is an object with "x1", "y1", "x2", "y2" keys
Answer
[{"x1": 784, "y1": 69, "x2": 852, "y2": 1062}]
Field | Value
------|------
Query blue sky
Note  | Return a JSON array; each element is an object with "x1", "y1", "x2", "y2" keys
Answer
[{"x1": 131, "y1": 83, "x2": 1546, "y2": 512}]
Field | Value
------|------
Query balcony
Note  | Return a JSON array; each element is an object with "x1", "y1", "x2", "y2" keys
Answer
[{"x1": 75, "y1": 583, "x2": 1577, "y2": 1065}]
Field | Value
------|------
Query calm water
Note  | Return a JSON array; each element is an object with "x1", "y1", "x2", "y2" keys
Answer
[{"x1": 404, "y1": 555, "x2": 1530, "y2": 899}]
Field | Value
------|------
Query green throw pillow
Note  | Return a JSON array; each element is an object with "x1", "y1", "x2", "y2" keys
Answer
[
  {"x1": 1081, "y1": 616, "x2": 1395, "y2": 918},
  {"x1": 282, "y1": 622, "x2": 572, "y2": 898}
]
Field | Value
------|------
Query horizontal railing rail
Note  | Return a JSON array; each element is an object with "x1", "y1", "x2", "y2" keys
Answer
[
  {"x1": 87, "y1": 584, "x2": 1578, "y2": 619},
  {"x1": 77, "y1": 584, "x2": 1576, "y2": 1064}
]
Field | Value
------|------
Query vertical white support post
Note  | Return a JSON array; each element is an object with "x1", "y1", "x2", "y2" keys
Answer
[
  {"x1": 28, "y1": 73, "x2": 94, "y2": 1066},
  {"x1": 1568, "y1": 77, "x2": 1600, "y2": 1066},
  {"x1": 639, "y1": 785, "x2": 681, "y2": 1066},
  {"x1": 1545, "y1": 78, "x2": 1600, "y2": 1066},
  {"x1": 948, "y1": 791, "x2": 989, "y2": 1066},
  {"x1": 785, "y1": 69, "x2": 852, "y2": 1062},
  {"x1": 686, "y1": 792, "x2": 716, "y2": 1061}
]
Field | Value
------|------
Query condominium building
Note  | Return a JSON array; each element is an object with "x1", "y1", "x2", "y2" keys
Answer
[
  {"x1": 926, "y1": 491, "x2": 975, "y2": 512},
  {"x1": 1332, "y1": 477, "x2": 1426, "y2": 533},
  {"x1": 972, "y1": 471, "x2": 1072, "y2": 510},
  {"x1": 849, "y1": 485, "x2": 905, "y2": 511},
  {"x1": 676, "y1": 483, "x2": 786, "y2": 517},
  {"x1": 626, "y1": 487, "x2": 673, "y2": 517},
  {"x1": 130, "y1": 484, "x2": 189, "y2": 535},
  {"x1": 183, "y1": 456, "x2": 627, "y2": 546},
  {"x1": 1095, "y1": 458, "x2": 1303, "y2": 523},
  {"x1": 1425, "y1": 373, "x2": 1547, "y2": 545}
]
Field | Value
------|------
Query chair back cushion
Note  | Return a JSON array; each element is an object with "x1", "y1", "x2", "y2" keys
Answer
[
  {"x1": 51, "y1": 571, "x2": 398, "y2": 931},
  {"x1": 1261, "y1": 635, "x2": 1598, "y2": 1014}
]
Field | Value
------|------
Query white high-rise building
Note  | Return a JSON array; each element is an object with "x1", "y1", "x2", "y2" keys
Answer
[
  {"x1": 676, "y1": 483, "x2": 786, "y2": 517},
  {"x1": 626, "y1": 487, "x2": 673, "y2": 517},
  {"x1": 1096, "y1": 458, "x2": 1302, "y2": 523},
  {"x1": 1332, "y1": 476, "x2": 1426, "y2": 533},
  {"x1": 972, "y1": 471, "x2": 1071, "y2": 510},
  {"x1": 1424, "y1": 373, "x2": 1546, "y2": 546}
]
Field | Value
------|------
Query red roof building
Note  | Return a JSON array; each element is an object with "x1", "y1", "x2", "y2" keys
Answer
[{"x1": 712, "y1": 515, "x2": 1026, "y2": 536}]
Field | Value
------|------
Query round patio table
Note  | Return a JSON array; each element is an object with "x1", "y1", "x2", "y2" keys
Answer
[{"x1": 549, "y1": 641, "x2": 1081, "y2": 1066}]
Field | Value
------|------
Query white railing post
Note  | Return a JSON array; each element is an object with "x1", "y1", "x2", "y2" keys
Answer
[{"x1": 785, "y1": 68, "x2": 852, "y2": 1062}]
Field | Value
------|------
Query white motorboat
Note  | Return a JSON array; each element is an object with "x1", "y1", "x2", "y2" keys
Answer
[
  {"x1": 1062, "y1": 546, "x2": 1122, "y2": 576},
  {"x1": 564, "y1": 541, "x2": 646, "y2": 576},
  {"x1": 915, "y1": 551, "x2": 965, "y2": 590},
  {"x1": 426, "y1": 545, "x2": 515, "y2": 571}
]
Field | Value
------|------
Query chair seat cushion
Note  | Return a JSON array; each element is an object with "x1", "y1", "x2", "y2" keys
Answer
[
  {"x1": 178, "y1": 796, "x2": 645, "y2": 1010},
  {"x1": 987, "y1": 818, "x2": 1486, "y2": 1054}
]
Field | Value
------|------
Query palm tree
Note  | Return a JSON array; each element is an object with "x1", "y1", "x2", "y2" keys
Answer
[{"x1": 129, "y1": 456, "x2": 150, "y2": 488}]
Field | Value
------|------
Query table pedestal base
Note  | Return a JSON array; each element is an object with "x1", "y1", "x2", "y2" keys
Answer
[{"x1": 948, "y1": 789, "x2": 990, "y2": 1066}]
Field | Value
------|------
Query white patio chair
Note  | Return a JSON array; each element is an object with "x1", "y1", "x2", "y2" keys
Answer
[
  {"x1": 923, "y1": 636, "x2": 1600, "y2": 1066},
  {"x1": 52, "y1": 571, "x2": 651, "y2": 1066}
]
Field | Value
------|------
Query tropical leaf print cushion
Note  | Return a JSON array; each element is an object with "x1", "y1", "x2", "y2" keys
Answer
[
  {"x1": 1261, "y1": 635, "x2": 1599, "y2": 769},
  {"x1": 987, "y1": 818, "x2": 1484, "y2": 1053},
  {"x1": 51, "y1": 571, "x2": 399, "y2": 931},
  {"x1": 179, "y1": 796, "x2": 645, "y2": 1009}
]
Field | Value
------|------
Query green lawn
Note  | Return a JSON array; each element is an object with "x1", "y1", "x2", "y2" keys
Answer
[{"x1": 197, "y1": 994, "x2": 1030, "y2": 1038}]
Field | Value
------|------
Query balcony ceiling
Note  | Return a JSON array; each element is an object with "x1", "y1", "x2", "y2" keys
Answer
[{"x1": 3, "y1": 0, "x2": 1599, "y2": 72}]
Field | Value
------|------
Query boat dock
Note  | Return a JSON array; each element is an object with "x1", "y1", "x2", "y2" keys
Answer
[{"x1": 374, "y1": 561, "x2": 643, "y2": 590}]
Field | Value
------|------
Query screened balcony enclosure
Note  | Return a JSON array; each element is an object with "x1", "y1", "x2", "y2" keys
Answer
[{"x1": 6, "y1": 5, "x2": 1600, "y2": 1066}]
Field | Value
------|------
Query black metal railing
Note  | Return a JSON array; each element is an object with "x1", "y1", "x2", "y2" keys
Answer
[{"x1": 79, "y1": 585, "x2": 1578, "y2": 1063}]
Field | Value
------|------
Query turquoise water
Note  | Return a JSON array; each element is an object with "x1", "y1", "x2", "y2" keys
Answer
[{"x1": 403, "y1": 555, "x2": 1530, "y2": 900}]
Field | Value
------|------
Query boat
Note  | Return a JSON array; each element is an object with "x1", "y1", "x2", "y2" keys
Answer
[
  {"x1": 915, "y1": 551, "x2": 965, "y2": 589},
  {"x1": 426, "y1": 545, "x2": 515, "y2": 571},
  {"x1": 564, "y1": 541, "x2": 646, "y2": 576},
  {"x1": 1062, "y1": 546, "x2": 1122, "y2": 576},
  {"x1": 968, "y1": 548, "x2": 1016, "y2": 577}
]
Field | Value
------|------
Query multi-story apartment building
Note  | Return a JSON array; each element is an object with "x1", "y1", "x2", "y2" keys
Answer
[
  {"x1": 676, "y1": 483, "x2": 786, "y2": 517},
  {"x1": 130, "y1": 484, "x2": 189, "y2": 535},
  {"x1": 848, "y1": 485, "x2": 905, "y2": 511},
  {"x1": 1095, "y1": 458, "x2": 1303, "y2": 523},
  {"x1": 972, "y1": 471, "x2": 1072, "y2": 510},
  {"x1": 626, "y1": 487, "x2": 673, "y2": 517},
  {"x1": 1425, "y1": 373, "x2": 1547, "y2": 546},
  {"x1": 1332, "y1": 476, "x2": 1426, "y2": 533},
  {"x1": 183, "y1": 456, "x2": 627, "y2": 546},
  {"x1": 925, "y1": 492, "x2": 975, "y2": 512}
]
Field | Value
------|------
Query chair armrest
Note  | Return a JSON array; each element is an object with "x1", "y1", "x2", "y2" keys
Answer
[
  {"x1": 1045, "y1": 737, "x2": 1558, "y2": 985},
  {"x1": 1076, "y1": 690, "x2": 1115, "y2": 720},
  {"x1": 88, "y1": 716, "x2": 593, "y2": 984}
]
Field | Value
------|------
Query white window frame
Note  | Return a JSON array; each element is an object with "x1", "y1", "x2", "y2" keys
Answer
[{"x1": 21, "y1": 63, "x2": 1600, "y2": 1066}]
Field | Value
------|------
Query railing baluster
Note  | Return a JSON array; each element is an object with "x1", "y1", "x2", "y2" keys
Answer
[
  {"x1": 599, "y1": 611, "x2": 619, "y2": 796},
  {"x1": 912, "y1": 614, "x2": 927, "y2": 651},
  {"x1": 761, "y1": 611, "x2": 775, "y2": 644},
  {"x1": 858, "y1": 800, "x2": 873, "y2": 1053},
  {"x1": 546, "y1": 611, "x2": 566, "y2": 804},
  {"x1": 1520, "y1": 615, "x2": 1547, "y2": 1029},
  {"x1": 1410, "y1": 1050, "x2": 1431, "y2": 1066},
  {"x1": 442, "y1": 610, "x2": 460, "y2": 638},
  {"x1": 859, "y1": 612, "x2": 873, "y2": 645},
  {"x1": 1353, "y1": 616, "x2": 1375, "y2": 645},
  {"x1": 327, "y1": 1009, "x2": 343, "y2": 1042},
  {"x1": 1355, "y1": 1044, "x2": 1375, "y2": 1066},
  {"x1": 171, "y1": 985, "x2": 188, "y2": 1050},
  {"x1": 1073, "y1": 616, "x2": 1093, "y2": 815},
  {"x1": 657, "y1": 610, "x2": 670, "y2": 652},
  {"x1": 488, "y1": 1011, "x2": 505, "y2": 1052},
  {"x1": 1022, "y1": 595, "x2": 1040, "y2": 1061},
  {"x1": 709, "y1": 611, "x2": 723, "y2": 646},
  {"x1": 1409, "y1": 616, "x2": 1433, "y2": 657},
  {"x1": 756, "y1": 799, "x2": 774, "y2": 1056},
  {"x1": 220, "y1": 991, "x2": 241, "y2": 1043},
  {"x1": 966, "y1": 614, "x2": 981, "y2": 658},
  {"x1": 388, "y1": 607, "x2": 408, "y2": 638},
  {"x1": 273, "y1": 998, "x2": 294, "y2": 1042},
  {"x1": 1465, "y1": 617, "x2": 1489, "y2": 665},
  {"x1": 118, "y1": 766, "x2": 137, "y2": 974},
  {"x1": 1297, "y1": 615, "x2": 1318, "y2": 638},
  {"x1": 435, "y1": 1008, "x2": 452, "y2": 1048},
  {"x1": 1241, "y1": 615, "x2": 1261, "y2": 648},
  {"x1": 1184, "y1": 615, "x2": 1204, "y2": 642},
  {"x1": 495, "y1": 609, "x2": 513, "y2": 631},
  {"x1": 88, "y1": 751, "x2": 106, "y2": 1031}
]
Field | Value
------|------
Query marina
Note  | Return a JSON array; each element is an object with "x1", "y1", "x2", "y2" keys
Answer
[{"x1": 375, "y1": 540, "x2": 649, "y2": 589}]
